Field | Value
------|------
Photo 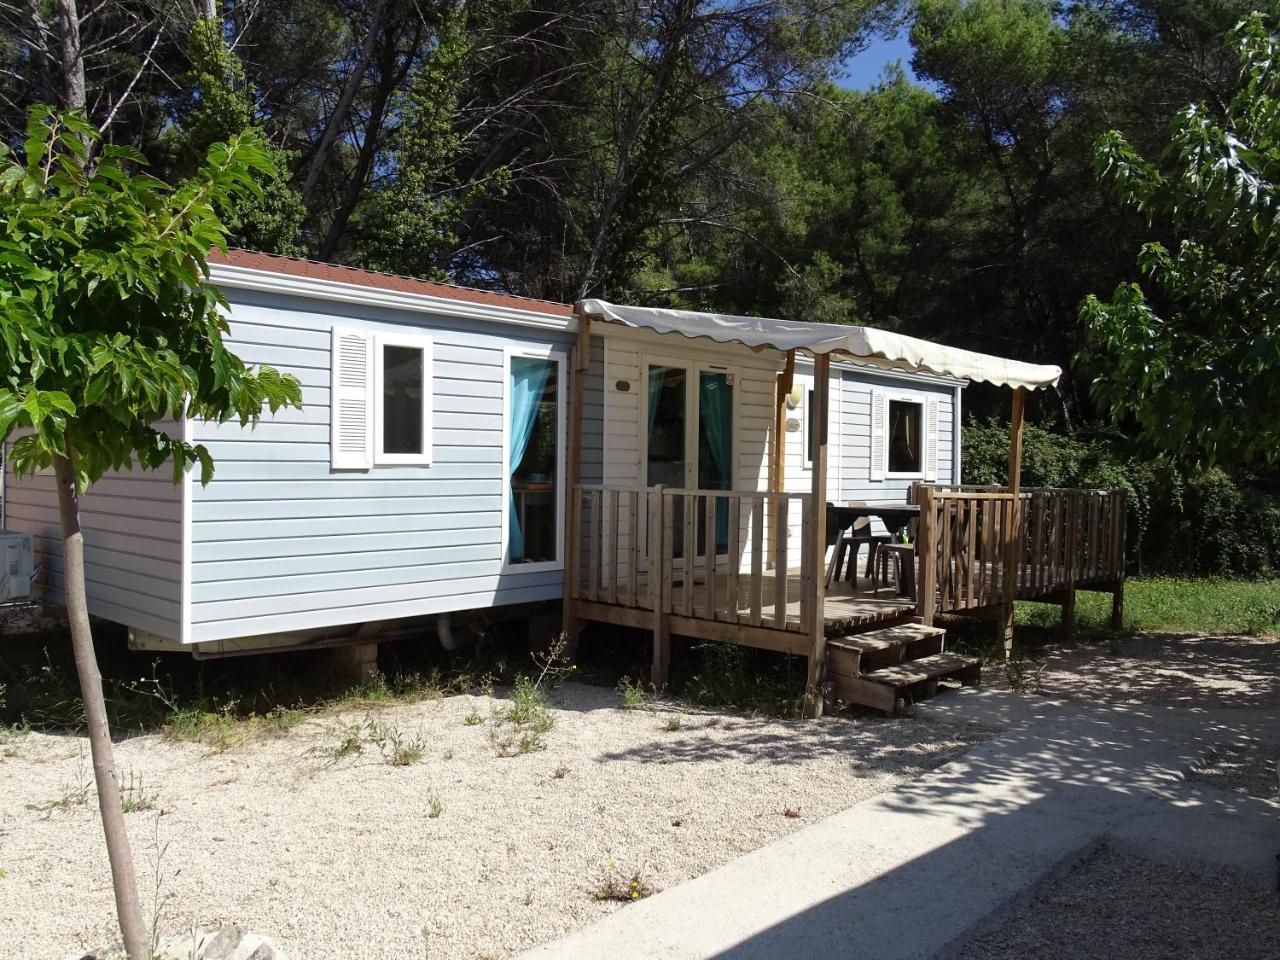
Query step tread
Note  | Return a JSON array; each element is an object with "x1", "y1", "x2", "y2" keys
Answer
[
  {"x1": 863, "y1": 652, "x2": 980, "y2": 687},
  {"x1": 829, "y1": 622, "x2": 946, "y2": 654}
]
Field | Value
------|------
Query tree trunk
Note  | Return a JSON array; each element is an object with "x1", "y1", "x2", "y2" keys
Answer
[
  {"x1": 300, "y1": 0, "x2": 388, "y2": 207},
  {"x1": 53, "y1": 455, "x2": 148, "y2": 960},
  {"x1": 53, "y1": 0, "x2": 85, "y2": 112}
]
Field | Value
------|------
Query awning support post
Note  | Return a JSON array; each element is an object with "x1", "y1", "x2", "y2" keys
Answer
[
  {"x1": 562, "y1": 313, "x2": 591, "y2": 648},
  {"x1": 768, "y1": 349, "x2": 796, "y2": 567},
  {"x1": 803, "y1": 353, "x2": 831, "y2": 719},
  {"x1": 1000, "y1": 386, "x2": 1027, "y2": 659}
]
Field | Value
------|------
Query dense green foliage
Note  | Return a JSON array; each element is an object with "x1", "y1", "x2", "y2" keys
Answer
[
  {"x1": 0, "y1": 106, "x2": 301, "y2": 486},
  {"x1": 1080, "y1": 14, "x2": 1280, "y2": 469},
  {"x1": 964, "y1": 419, "x2": 1280, "y2": 580}
]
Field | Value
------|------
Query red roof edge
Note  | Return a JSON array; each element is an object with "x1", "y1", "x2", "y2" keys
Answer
[{"x1": 208, "y1": 248, "x2": 574, "y2": 318}]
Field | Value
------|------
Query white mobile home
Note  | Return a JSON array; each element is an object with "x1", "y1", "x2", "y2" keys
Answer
[
  {"x1": 5, "y1": 250, "x2": 583, "y2": 653},
  {"x1": 6, "y1": 251, "x2": 1081, "y2": 689}
]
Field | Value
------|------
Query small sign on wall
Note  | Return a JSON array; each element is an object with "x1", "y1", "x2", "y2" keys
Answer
[
  {"x1": 615, "y1": 379, "x2": 631, "y2": 392},
  {"x1": 785, "y1": 418, "x2": 801, "y2": 432}
]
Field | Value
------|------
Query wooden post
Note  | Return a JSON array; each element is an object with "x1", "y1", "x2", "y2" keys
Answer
[
  {"x1": 916, "y1": 484, "x2": 936, "y2": 624},
  {"x1": 1060, "y1": 589, "x2": 1076, "y2": 634},
  {"x1": 1000, "y1": 387, "x2": 1026, "y2": 658},
  {"x1": 1111, "y1": 489, "x2": 1127, "y2": 629},
  {"x1": 803, "y1": 353, "x2": 830, "y2": 719},
  {"x1": 562, "y1": 313, "x2": 591, "y2": 646},
  {"x1": 768, "y1": 350, "x2": 796, "y2": 568}
]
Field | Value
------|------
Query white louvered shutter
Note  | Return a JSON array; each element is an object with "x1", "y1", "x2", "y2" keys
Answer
[
  {"x1": 869, "y1": 389, "x2": 888, "y2": 481},
  {"x1": 330, "y1": 327, "x2": 373, "y2": 469},
  {"x1": 924, "y1": 397, "x2": 940, "y2": 481}
]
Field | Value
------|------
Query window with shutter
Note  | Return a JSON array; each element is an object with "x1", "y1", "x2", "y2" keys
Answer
[
  {"x1": 330, "y1": 328, "x2": 372, "y2": 470},
  {"x1": 869, "y1": 389, "x2": 888, "y2": 481}
]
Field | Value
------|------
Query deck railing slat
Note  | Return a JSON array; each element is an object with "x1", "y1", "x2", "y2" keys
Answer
[
  {"x1": 773, "y1": 497, "x2": 789, "y2": 630},
  {"x1": 750, "y1": 496, "x2": 764, "y2": 626},
  {"x1": 704, "y1": 494, "x2": 717, "y2": 621},
  {"x1": 588, "y1": 490, "x2": 601, "y2": 602}
]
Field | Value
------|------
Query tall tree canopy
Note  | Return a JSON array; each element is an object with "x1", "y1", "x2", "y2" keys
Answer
[
  {"x1": 1, "y1": 0, "x2": 1275, "y2": 426},
  {"x1": 1080, "y1": 13, "x2": 1280, "y2": 469}
]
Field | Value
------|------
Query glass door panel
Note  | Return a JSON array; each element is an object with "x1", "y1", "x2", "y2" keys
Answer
[
  {"x1": 647, "y1": 365, "x2": 688, "y2": 558},
  {"x1": 697, "y1": 372, "x2": 733, "y2": 555}
]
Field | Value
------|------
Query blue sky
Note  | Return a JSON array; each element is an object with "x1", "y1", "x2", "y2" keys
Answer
[{"x1": 839, "y1": 31, "x2": 919, "y2": 90}]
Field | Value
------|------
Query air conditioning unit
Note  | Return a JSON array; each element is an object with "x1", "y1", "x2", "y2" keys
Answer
[{"x1": 0, "y1": 532, "x2": 35, "y2": 602}]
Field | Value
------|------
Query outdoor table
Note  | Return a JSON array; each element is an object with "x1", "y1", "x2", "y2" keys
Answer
[{"x1": 826, "y1": 502, "x2": 921, "y2": 594}]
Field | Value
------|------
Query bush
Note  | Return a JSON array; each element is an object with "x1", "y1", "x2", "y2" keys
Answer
[{"x1": 963, "y1": 419, "x2": 1280, "y2": 579}]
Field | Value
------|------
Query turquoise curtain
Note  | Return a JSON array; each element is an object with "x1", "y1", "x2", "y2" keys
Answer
[
  {"x1": 699, "y1": 373, "x2": 732, "y2": 549},
  {"x1": 509, "y1": 357, "x2": 552, "y2": 561}
]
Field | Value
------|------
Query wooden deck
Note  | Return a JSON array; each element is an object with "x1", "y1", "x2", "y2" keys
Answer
[
  {"x1": 575, "y1": 568, "x2": 914, "y2": 654},
  {"x1": 565, "y1": 482, "x2": 1127, "y2": 706}
]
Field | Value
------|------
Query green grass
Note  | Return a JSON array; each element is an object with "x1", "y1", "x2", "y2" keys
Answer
[{"x1": 1017, "y1": 577, "x2": 1280, "y2": 636}]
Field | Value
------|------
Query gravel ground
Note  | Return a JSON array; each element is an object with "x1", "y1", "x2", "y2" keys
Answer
[
  {"x1": 942, "y1": 841, "x2": 1280, "y2": 960},
  {"x1": 1185, "y1": 741, "x2": 1279, "y2": 802},
  {"x1": 989, "y1": 632, "x2": 1280, "y2": 710},
  {"x1": 0, "y1": 682, "x2": 994, "y2": 960}
]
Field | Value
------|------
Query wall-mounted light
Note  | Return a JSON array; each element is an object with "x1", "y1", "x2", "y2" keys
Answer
[{"x1": 785, "y1": 384, "x2": 803, "y2": 409}]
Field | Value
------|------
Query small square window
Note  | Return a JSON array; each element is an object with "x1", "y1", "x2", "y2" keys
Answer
[{"x1": 888, "y1": 399, "x2": 922, "y2": 474}]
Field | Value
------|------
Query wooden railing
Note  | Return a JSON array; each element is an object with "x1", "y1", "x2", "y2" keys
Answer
[
  {"x1": 916, "y1": 484, "x2": 1127, "y2": 618},
  {"x1": 568, "y1": 484, "x2": 815, "y2": 632}
]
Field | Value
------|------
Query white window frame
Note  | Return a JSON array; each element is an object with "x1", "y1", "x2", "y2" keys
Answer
[
  {"x1": 884, "y1": 393, "x2": 927, "y2": 480},
  {"x1": 502, "y1": 344, "x2": 568, "y2": 573},
  {"x1": 373, "y1": 331, "x2": 434, "y2": 466}
]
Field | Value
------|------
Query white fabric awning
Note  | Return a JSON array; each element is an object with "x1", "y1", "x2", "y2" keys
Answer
[{"x1": 577, "y1": 300, "x2": 1062, "y2": 390}]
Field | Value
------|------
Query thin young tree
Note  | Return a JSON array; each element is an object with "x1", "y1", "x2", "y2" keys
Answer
[{"x1": 0, "y1": 106, "x2": 301, "y2": 959}]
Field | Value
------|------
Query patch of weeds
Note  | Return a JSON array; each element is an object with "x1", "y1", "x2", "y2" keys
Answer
[
  {"x1": 120, "y1": 770, "x2": 157, "y2": 814},
  {"x1": 427, "y1": 794, "x2": 444, "y2": 818},
  {"x1": 463, "y1": 709, "x2": 484, "y2": 726},
  {"x1": 593, "y1": 859, "x2": 655, "y2": 903},
  {"x1": 369, "y1": 719, "x2": 425, "y2": 766},
  {"x1": 660, "y1": 717, "x2": 683, "y2": 732},
  {"x1": 310, "y1": 726, "x2": 365, "y2": 768},
  {"x1": 617, "y1": 676, "x2": 654, "y2": 710},
  {"x1": 1005, "y1": 655, "x2": 1046, "y2": 694},
  {"x1": 334, "y1": 669, "x2": 458, "y2": 710},
  {"x1": 552, "y1": 764, "x2": 570, "y2": 779},
  {"x1": 490, "y1": 633, "x2": 571, "y2": 757},
  {"x1": 310, "y1": 717, "x2": 425, "y2": 768},
  {"x1": 26, "y1": 752, "x2": 91, "y2": 817},
  {"x1": 676, "y1": 642, "x2": 804, "y2": 717},
  {"x1": 166, "y1": 702, "x2": 246, "y2": 753},
  {"x1": 262, "y1": 704, "x2": 308, "y2": 737}
]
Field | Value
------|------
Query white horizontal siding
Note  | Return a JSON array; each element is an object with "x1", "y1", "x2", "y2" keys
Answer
[
  {"x1": 187, "y1": 288, "x2": 576, "y2": 642},
  {"x1": 3, "y1": 435, "x2": 184, "y2": 640}
]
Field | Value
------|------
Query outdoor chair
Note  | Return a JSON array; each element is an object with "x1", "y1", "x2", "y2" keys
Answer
[
  {"x1": 873, "y1": 542, "x2": 917, "y2": 600},
  {"x1": 826, "y1": 502, "x2": 891, "y2": 589}
]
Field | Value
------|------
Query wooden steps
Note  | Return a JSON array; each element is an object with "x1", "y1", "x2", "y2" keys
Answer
[{"x1": 827, "y1": 622, "x2": 980, "y2": 715}]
